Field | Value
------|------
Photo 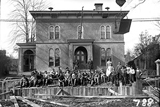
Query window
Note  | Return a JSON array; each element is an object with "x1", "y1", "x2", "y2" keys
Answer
[
  {"x1": 106, "y1": 26, "x2": 111, "y2": 39},
  {"x1": 49, "y1": 25, "x2": 60, "y2": 39},
  {"x1": 55, "y1": 48, "x2": 60, "y2": 67},
  {"x1": 49, "y1": 49, "x2": 54, "y2": 67},
  {"x1": 55, "y1": 26, "x2": 60, "y2": 39},
  {"x1": 106, "y1": 48, "x2": 112, "y2": 61},
  {"x1": 49, "y1": 26, "x2": 54, "y2": 39},
  {"x1": 23, "y1": 50, "x2": 34, "y2": 72},
  {"x1": 101, "y1": 48, "x2": 106, "y2": 66},
  {"x1": 101, "y1": 26, "x2": 105, "y2": 39},
  {"x1": 77, "y1": 25, "x2": 83, "y2": 39},
  {"x1": 100, "y1": 25, "x2": 111, "y2": 39}
]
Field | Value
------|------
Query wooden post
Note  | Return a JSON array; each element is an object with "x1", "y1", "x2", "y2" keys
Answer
[
  {"x1": 119, "y1": 81, "x2": 123, "y2": 95},
  {"x1": 132, "y1": 82, "x2": 136, "y2": 96},
  {"x1": 155, "y1": 59, "x2": 160, "y2": 76},
  {"x1": 1, "y1": 81, "x2": 4, "y2": 100},
  {"x1": 12, "y1": 81, "x2": 15, "y2": 95},
  {"x1": 135, "y1": 79, "x2": 142, "y2": 95}
]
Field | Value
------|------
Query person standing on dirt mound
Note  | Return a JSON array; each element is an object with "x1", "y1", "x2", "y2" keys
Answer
[
  {"x1": 106, "y1": 60, "x2": 113, "y2": 83},
  {"x1": 115, "y1": 62, "x2": 123, "y2": 82}
]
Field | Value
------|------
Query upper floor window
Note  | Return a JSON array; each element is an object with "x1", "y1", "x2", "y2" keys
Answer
[
  {"x1": 101, "y1": 26, "x2": 105, "y2": 39},
  {"x1": 77, "y1": 25, "x2": 83, "y2": 39},
  {"x1": 100, "y1": 25, "x2": 111, "y2": 39},
  {"x1": 49, "y1": 48, "x2": 54, "y2": 67},
  {"x1": 49, "y1": 26, "x2": 54, "y2": 39},
  {"x1": 55, "y1": 26, "x2": 60, "y2": 39},
  {"x1": 49, "y1": 25, "x2": 60, "y2": 40},
  {"x1": 106, "y1": 26, "x2": 111, "y2": 39}
]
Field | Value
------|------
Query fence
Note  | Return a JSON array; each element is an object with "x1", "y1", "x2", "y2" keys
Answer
[
  {"x1": 0, "y1": 78, "x2": 21, "y2": 99},
  {"x1": 0, "y1": 79, "x2": 144, "y2": 100},
  {"x1": 14, "y1": 82, "x2": 140, "y2": 99}
]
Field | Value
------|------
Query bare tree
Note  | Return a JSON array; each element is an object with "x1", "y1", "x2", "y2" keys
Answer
[
  {"x1": 122, "y1": 0, "x2": 146, "y2": 10},
  {"x1": 133, "y1": 31, "x2": 160, "y2": 70},
  {"x1": 134, "y1": 30, "x2": 152, "y2": 57},
  {"x1": 8, "y1": 0, "x2": 47, "y2": 47},
  {"x1": 155, "y1": 19, "x2": 160, "y2": 32},
  {"x1": 131, "y1": 0, "x2": 146, "y2": 9}
]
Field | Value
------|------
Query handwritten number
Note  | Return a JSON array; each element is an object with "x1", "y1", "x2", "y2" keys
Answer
[{"x1": 133, "y1": 99, "x2": 140, "y2": 106}]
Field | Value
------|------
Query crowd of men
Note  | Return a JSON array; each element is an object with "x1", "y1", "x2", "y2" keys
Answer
[{"x1": 20, "y1": 61, "x2": 141, "y2": 88}]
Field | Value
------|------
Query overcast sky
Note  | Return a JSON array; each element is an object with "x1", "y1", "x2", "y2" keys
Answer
[{"x1": 0, "y1": 0, "x2": 160, "y2": 57}]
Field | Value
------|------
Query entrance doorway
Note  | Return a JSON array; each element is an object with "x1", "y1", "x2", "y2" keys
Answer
[
  {"x1": 23, "y1": 50, "x2": 34, "y2": 72},
  {"x1": 74, "y1": 46, "x2": 87, "y2": 69}
]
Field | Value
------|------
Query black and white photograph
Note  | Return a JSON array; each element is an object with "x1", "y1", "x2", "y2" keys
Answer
[{"x1": 0, "y1": 0, "x2": 159, "y2": 106}]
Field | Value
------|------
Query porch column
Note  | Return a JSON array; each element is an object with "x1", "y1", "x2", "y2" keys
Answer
[
  {"x1": 85, "y1": 44, "x2": 93, "y2": 61},
  {"x1": 155, "y1": 59, "x2": 160, "y2": 76},
  {"x1": 18, "y1": 48, "x2": 23, "y2": 75},
  {"x1": 68, "y1": 44, "x2": 73, "y2": 69},
  {"x1": 90, "y1": 44, "x2": 93, "y2": 60}
]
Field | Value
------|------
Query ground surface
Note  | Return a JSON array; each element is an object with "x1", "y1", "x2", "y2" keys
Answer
[{"x1": 0, "y1": 96, "x2": 159, "y2": 107}]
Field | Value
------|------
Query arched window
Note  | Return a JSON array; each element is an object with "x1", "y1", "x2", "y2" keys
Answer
[
  {"x1": 77, "y1": 25, "x2": 83, "y2": 39},
  {"x1": 106, "y1": 26, "x2": 111, "y2": 39},
  {"x1": 55, "y1": 26, "x2": 60, "y2": 39},
  {"x1": 49, "y1": 49, "x2": 54, "y2": 67},
  {"x1": 23, "y1": 50, "x2": 34, "y2": 72},
  {"x1": 101, "y1": 48, "x2": 106, "y2": 66},
  {"x1": 49, "y1": 26, "x2": 54, "y2": 39},
  {"x1": 55, "y1": 48, "x2": 60, "y2": 67},
  {"x1": 101, "y1": 26, "x2": 105, "y2": 39},
  {"x1": 100, "y1": 25, "x2": 111, "y2": 39},
  {"x1": 106, "y1": 48, "x2": 112, "y2": 61}
]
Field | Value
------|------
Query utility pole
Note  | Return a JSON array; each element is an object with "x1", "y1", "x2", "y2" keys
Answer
[
  {"x1": 0, "y1": 0, "x2": 1, "y2": 49},
  {"x1": 79, "y1": 6, "x2": 84, "y2": 39}
]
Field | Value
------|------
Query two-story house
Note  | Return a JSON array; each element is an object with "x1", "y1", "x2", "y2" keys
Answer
[{"x1": 17, "y1": 3, "x2": 131, "y2": 75}]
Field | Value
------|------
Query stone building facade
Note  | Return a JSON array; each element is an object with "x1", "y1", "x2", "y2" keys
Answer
[{"x1": 17, "y1": 3, "x2": 130, "y2": 75}]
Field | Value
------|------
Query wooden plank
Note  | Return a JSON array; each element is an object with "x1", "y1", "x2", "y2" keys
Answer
[
  {"x1": 10, "y1": 96, "x2": 19, "y2": 107},
  {"x1": 143, "y1": 90, "x2": 159, "y2": 102},
  {"x1": 16, "y1": 96, "x2": 41, "y2": 107},
  {"x1": 108, "y1": 88, "x2": 120, "y2": 95},
  {"x1": 24, "y1": 97, "x2": 70, "y2": 107},
  {"x1": 34, "y1": 94, "x2": 151, "y2": 99}
]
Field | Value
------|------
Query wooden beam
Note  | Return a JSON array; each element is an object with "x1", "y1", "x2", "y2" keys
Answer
[
  {"x1": 34, "y1": 94, "x2": 150, "y2": 99},
  {"x1": 143, "y1": 90, "x2": 159, "y2": 102},
  {"x1": 108, "y1": 88, "x2": 120, "y2": 95},
  {"x1": 24, "y1": 97, "x2": 69, "y2": 107},
  {"x1": 16, "y1": 96, "x2": 41, "y2": 107},
  {"x1": 10, "y1": 96, "x2": 19, "y2": 107}
]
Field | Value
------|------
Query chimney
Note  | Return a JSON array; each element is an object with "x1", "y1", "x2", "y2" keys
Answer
[{"x1": 94, "y1": 3, "x2": 103, "y2": 11}]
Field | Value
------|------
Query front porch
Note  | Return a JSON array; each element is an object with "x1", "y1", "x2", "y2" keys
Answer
[
  {"x1": 68, "y1": 39, "x2": 94, "y2": 69},
  {"x1": 17, "y1": 43, "x2": 36, "y2": 75}
]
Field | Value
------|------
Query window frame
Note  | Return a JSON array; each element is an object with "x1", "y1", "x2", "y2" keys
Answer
[
  {"x1": 106, "y1": 48, "x2": 112, "y2": 61},
  {"x1": 100, "y1": 25, "x2": 106, "y2": 39},
  {"x1": 49, "y1": 25, "x2": 54, "y2": 40},
  {"x1": 55, "y1": 48, "x2": 61, "y2": 67},
  {"x1": 106, "y1": 25, "x2": 111, "y2": 39},
  {"x1": 100, "y1": 25, "x2": 111, "y2": 39},
  {"x1": 55, "y1": 25, "x2": 60, "y2": 39},
  {"x1": 49, "y1": 48, "x2": 54, "y2": 67},
  {"x1": 100, "y1": 48, "x2": 106, "y2": 66}
]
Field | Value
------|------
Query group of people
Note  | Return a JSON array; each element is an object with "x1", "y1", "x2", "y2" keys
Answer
[{"x1": 20, "y1": 61, "x2": 141, "y2": 88}]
